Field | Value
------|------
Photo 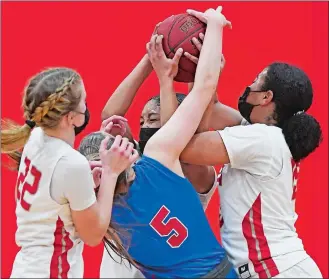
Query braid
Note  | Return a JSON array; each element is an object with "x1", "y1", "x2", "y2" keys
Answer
[
  {"x1": 30, "y1": 75, "x2": 76, "y2": 125},
  {"x1": 1, "y1": 67, "x2": 82, "y2": 168}
]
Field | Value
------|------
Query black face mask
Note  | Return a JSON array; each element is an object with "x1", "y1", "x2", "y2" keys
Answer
[
  {"x1": 238, "y1": 87, "x2": 263, "y2": 124},
  {"x1": 138, "y1": 128, "x2": 160, "y2": 154},
  {"x1": 74, "y1": 107, "x2": 90, "y2": 136}
]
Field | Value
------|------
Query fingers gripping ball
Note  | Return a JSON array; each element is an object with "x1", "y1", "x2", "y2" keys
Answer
[{"x1": 155, "y1": 13, "x2": 206, "y2": 83}]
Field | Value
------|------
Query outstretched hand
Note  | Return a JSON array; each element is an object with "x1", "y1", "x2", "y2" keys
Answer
[
  {"x1": 184, "y1": 34, "x2": 226, "y2": 73},
  {"x1": 100, "y1": 115, "x2": 128, "y2": 137},
  {"x1": 146, "y1": 34, "x2": 183, "y2": 83},
  {"x1": 186, "y1": 6, "x2": 232, "y2": 28}
]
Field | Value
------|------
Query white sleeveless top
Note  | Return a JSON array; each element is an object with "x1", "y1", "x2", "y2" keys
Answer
[{"x1": 11, "y1": 128, "x2": 96, "y2": 278}]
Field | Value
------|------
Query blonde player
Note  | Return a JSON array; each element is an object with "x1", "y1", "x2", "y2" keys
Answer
[
  {"x1": 180, "y1": 9, "x2": 323, "y2": 278},
  {"x1": 1, "y1": 68, "x2": 138, "y2": 278}
]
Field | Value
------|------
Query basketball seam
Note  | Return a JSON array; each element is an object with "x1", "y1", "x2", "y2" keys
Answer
[
  {"x1": 170, "y1": 25, "x2": 206, "y2": 54},
  {"x1": 167, "y1": 14, "x2": 206, "y2": 55},
  {"x1": 167, "y1": 14, "x2": 186, "y2": 55}
]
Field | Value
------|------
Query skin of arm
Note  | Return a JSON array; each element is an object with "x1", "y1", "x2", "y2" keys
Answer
[
  {"x1": 145, "y1": 13, "x2": 228, "y2": 176},
  {"x1": 101, "y1": 54, "x2": 153, "y2": 120},
  {"x1": 101, "y1": 54, "x2": 153, "y2": 141},
  {"x1": 210, "y1": 94, "x2": 243, "y2": 130},
  {"x1": 160, "y1": 78, "x2": 216, "y2": 193},
  {"x1": 180, "y1": 130, "x2": 230, "y2": 166},
  {"x1": 71, "y1": 169, "x2": 118, "y2": 246}
]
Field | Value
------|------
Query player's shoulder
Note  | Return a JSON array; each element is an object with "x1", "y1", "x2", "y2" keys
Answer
[
  {"x1": 248, "y1": 123, "x2": 287, "y2": 149},
  {"x1": 240, "y1": 121, "x2": 283, "y2": 138},
  {"x1": 57, "y1": 147, "x2": 90, "y2": 172},
  {"x1": 134, "y1": 155, "x2": 188, "y2": 184}
]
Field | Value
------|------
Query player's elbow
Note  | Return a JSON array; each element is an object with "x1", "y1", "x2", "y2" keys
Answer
[
  {"x1": 180, "y1": 149, "x2": 194, "y2": 164},
  {"x1": 84, "y1": 238, "x2": 103, "y2": 247},
  {"x1": 80, "y1": 229, "x2": 106, "y2": 247}
]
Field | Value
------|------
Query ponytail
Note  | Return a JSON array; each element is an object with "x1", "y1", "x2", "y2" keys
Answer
[
  {"x1": 1, "y1": 119, "x2": 34, "y2": 168},
  {"x1": 281, "y1": 112, "x2": 322, "y2": 162}
]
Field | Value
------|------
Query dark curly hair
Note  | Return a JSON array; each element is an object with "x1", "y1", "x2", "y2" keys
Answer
[{"x1": 261, "y1": 62, "x2": 322, "y2": 161}]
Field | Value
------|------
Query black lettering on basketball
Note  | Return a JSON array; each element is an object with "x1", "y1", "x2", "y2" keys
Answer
[{"x1": 179, "y1": 17, "x2": 199, "y2": 34}]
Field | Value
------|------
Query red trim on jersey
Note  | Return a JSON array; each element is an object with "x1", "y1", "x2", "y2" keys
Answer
[
  {"x1": 50, "y1": 217, "x2": 73, "y2": 278},
  {"x1": 217, "y1": 171, "x2": 223, "y2": 186},
  {"x1": 242, "y1": 194, "x2": 279, "y2": 278},
  {"x1": 291, "y1": 159, "x2": 300, "y2": 200},
  {"x1": 61, "y1": 229, "x2": 74, "y2": 278},
  {"x1": 219, "y1": 213, "x2": 224, "y2": 228},
  {"x1": 50, "y1": 218, "x2": 63, "y2": 278}
]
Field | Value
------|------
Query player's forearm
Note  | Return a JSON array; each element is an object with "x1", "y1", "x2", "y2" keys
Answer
[
  {"x1": 90, "y1": 170, "x2": 118, "y2": 245},
  {"x1": 209, "y1": 101, "x2": 243, "y2": 130},
  {"x1": 193, "y1": 22, "x2": 223, "y2": 102},
  {"x1": 196, "y1": 91, "x2": 216, "y2": 133},
  {"x1": 148, "y1": 21, "x2": 224, "y2": 158},
  {"x1": 101, "y1": 54, "x2": 153, "y2": 120},
  {"x1": 159, "y1": 79, "x2": 179, "y2": 126},
  {"x1": 207, "y1": 75, "x2": 243, "y2": 130}
]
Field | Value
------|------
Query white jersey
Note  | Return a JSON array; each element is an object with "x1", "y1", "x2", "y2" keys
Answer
[
  {"x1": 11, "y1": 128, "x2": 96, "y2": 278},
  {"x1": 217, "y1": 122, "x2": 316, "y2": 278},
  {"x1": 197, "y1": 166, "x2": 218, "y2": 210}
]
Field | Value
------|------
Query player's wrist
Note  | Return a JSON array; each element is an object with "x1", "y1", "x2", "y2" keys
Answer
[
  {"x1": 207, "y1": 19, "x2": 226, "y2": 30},
  {"x1": 142, "y1": 54, "x2": 153, "y2": 69},
  {"x1": 159, "y1": 76, "x2": 174, "y2": 87},
  {"x1": 101, "y1": 167, "x2": 120, "y2": 179}
]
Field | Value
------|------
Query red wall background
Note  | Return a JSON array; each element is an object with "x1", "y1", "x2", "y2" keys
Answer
[{"x1": 1, "y1": 2, "x2": 328, "y2": 278}]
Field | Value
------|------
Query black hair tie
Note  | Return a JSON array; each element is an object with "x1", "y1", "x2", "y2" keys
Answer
[{"x1": 25, "y1": 120, "x2": 36, "y2": 129}]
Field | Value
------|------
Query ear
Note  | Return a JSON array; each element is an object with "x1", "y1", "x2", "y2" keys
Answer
[
  {"x1": 66, "y1": 111, "x2": 76, "y2": 126},
  {"x1": 261, "y1": 90, "x2": 274, "y2": 105}
]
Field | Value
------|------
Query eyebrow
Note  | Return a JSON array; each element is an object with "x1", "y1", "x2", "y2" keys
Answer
[{"x1": 148, "y1": 113, "x2": 159, "y2": 118}]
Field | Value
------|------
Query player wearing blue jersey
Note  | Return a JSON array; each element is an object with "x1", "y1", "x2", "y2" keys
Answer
[{"x1": 81, "y1": 7, "x2": 237, "y2": 278}]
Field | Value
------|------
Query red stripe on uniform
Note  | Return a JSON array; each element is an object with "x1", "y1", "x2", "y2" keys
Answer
[
  {"x1": 50, "y1": 217, "x2": 73, "y2": 278},
  {"x1": 242, "y1": 207, "x2": 260, "y2": 275},
  {"x1": 61, "y1": 229, "x2": 74, "y2": 278},
  {"x1": 219, "y1": 213, "x2": 224, "y2": 228},
  {"x1": 242, "y1": 194, "x2": 279, "y2": 278},
  {"x1": 291, "y1": 159, "x2": 300, "y2": 200},
  {"x1": 50, "y1": 217, "x2": 64, "y2": 278},
  {"x1": 217, "y1": 169, "x2": 223, "y2": 186}
]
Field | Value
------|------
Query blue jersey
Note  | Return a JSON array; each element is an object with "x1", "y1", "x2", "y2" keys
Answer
[{"x1": 112, "y1": 156, "x2": 227, "y2": 278}]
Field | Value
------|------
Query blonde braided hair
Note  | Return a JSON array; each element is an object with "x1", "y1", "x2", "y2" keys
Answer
[
  {"x1": 1, "y1": 67, "x2": 82, "y2": 168},
  {"x1": 28, "y1": 75, "x2": 77, "y2": 127}
]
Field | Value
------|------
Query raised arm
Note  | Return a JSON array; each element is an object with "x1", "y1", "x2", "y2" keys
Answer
[
  {"x1": 71, "y1": 135, "x2": 139, "y2": 246},
  {"x1": 185, "y1": 35, "x2": 243, "y2": 130},
  {"x1": 101, "y1": 54, "x2": 153, "y2": 120},
  {"x1": 158, "y1": 52, "x2": 182, "y2": 126},
  {"x1": 210, "y1": 97, "x2": 243, "y2": 130},
  {"x1": 144, "y1": 7, "x2": 231, "y2": 174},
  {"x1": 185, "y1": 33, "x2": 217, "y2": 133}
]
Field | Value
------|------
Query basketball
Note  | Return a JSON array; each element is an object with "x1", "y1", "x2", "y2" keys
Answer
[{"x1": 155, "y1": 13, "x2": 206, "y2": 83}]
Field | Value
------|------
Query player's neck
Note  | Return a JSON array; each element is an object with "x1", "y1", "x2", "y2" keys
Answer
[{"x1": 43, "y1": 127, "x2": 75, "y2": 147}]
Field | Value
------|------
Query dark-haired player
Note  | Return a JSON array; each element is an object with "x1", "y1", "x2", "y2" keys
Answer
[
  {"x1": 180, "y1": 9, "x2": 323, "y2": 278},
  {"x1": 81, "y1": 7, "x2": 236, "y2": 278}
]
